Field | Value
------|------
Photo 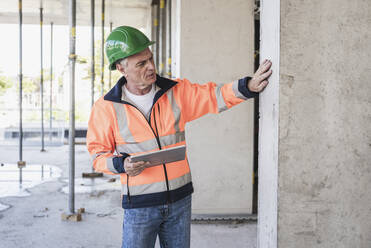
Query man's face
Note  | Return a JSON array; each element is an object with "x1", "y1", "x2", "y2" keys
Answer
[{"x1": 117, "y1": 48, "x2": 157, "y2": 91}]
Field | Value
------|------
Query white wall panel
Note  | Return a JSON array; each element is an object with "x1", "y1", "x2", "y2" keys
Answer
[{"x1": 174, "y1": 0, "x2": 255, "y2": 216}]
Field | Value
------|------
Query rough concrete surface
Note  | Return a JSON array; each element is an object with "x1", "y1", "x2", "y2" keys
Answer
[
  {"x1": 279, "y1": 0, "x2": 371, "y2": 247},
  {"x1": 0, "y1": 145, "x2": 256, "y2": 248}
]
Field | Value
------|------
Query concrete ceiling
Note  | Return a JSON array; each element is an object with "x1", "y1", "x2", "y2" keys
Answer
[{"x1": 0, "y1": 0, "x2": 151, "y2": 27}]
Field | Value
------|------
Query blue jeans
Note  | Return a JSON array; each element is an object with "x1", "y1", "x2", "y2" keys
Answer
[{"x1": 122, "y1": 195, "x2": 192, "y2": 248}]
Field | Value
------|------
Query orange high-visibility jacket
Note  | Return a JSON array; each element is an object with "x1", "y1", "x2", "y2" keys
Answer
[{"x1": 87, "y1": 75, "x2": 256, "y2": 209}]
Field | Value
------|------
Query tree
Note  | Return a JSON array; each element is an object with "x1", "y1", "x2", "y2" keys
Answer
[
  {"x1": 0, "y1": 75, "x2": 12, "y2": 95},
  {"x1": 22, "y1": 76, "x2": 38, "y2": 93},
  {"x1": 82, "y1": 39, "x2": 122, "y2": 95}
]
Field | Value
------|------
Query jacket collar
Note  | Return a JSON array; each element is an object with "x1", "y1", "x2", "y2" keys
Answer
[{"x1": 104, "y1": 74, "x2": 178, "y2": 104}]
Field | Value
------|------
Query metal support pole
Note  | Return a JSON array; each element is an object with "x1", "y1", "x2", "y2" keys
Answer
[
  {"x1": 18, "y1": 0, "x2": 23, "y2": 163},
  {"x1": 40, "y1": 7, "x2": 45, "y2": 152},
  {"x1": 68, "y1": 0, "x2": 76, "y2": 214},
  {"x1": 108, "y1": 21, "x2": 112, "y2": 89},
  {"x1": 165, "y1": 0, "x2": 171, "y2": 78},
  {"x1": 91, "y1": 0, "x2": 95, "y2": 107},
  {"x1": 19, "y1": 168, "x2": 23, "y2": 187},
  {"x1": 91, "y1": 0, "x2": 96, "y2": 174},
  {"x1": 18, "y1": 0, "x2": 25, "y2": 185},
  {"x1": 83, "y1": 0, "x2": 104, "y2": 178},
  {"x1": 49, "y1": 22, "x2": 53, "y2": 138},
  {"x1": 153, "y1": 2, "x2": 159, "y2": 69},
  {"x1": 101, "y1": 0, "x2": 105, "y2": 96},
  {"x1": 158, "y1": 0, "x2": 165, "y2": 75}
]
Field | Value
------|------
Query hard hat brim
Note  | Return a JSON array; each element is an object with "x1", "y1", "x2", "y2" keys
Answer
[{"x1": 108, "y1": 41, "x2": 156, "y2": 71}]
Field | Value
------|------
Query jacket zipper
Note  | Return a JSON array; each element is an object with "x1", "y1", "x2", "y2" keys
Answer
[
  {"x1": 153, "y1": 105, "x2": 171, "y2": 201},
  {"x1": 123, "y1": 100, "x2": 171, "y2": 204},
  {"x1": 126, "y1": 174, "x2": 131, "y2": 203}
]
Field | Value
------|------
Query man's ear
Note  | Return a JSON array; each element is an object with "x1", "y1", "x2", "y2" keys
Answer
[{"x1": 116, "y1": 63, "x2": 127, "y2": 77}]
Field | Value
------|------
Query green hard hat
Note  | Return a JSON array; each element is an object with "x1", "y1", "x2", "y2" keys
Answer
[{"x1": 105, "y1": 26, "x2": 155, "y2": 70}]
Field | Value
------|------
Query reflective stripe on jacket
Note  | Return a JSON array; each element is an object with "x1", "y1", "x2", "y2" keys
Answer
[{"x1": 87, "y1": 75, "x2": 256, "y2": 209}]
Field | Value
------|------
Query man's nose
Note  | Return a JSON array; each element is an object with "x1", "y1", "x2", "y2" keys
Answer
[{"x1": 147, "y1": 61, "x2": 156, "y2": 71}]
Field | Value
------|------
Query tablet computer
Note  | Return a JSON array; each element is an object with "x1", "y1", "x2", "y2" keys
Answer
[{"x1": 130, "y1": 145, "x2": 186, "y2": 167}]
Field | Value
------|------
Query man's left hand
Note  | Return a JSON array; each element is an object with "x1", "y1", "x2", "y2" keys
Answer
[{"x1": 248, "y1": 59, "x2": 272, "y2": 93}]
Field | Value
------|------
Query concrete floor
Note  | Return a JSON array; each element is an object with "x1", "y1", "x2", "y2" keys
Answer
[{"x1": 0, "y1": 143, "x2": 256, "y2": 248}]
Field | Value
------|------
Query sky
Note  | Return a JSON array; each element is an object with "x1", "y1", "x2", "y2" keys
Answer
[
  {"x1": 0, "y1": 24, "x2": 113, "y2": 128},
  {"x1": 0, "y1": 23, "x2": 106, "y2": 78}
]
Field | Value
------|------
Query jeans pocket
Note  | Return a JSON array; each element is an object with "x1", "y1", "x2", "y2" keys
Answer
[{"x1": 124, "y1": 207, "x2": 151, "y2": 225}]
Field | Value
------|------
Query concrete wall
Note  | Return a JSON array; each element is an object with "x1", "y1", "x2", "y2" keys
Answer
[
  {"x1": 277, "y1": 0, "x2": 371, "y2": 247},
  {"x1": 173, "y1": 0, "x2": 255, "y2": 215}
]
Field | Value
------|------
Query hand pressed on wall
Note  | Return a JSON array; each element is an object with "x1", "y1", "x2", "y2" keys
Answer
[{"x1": 248, "y1": 59, "x2": 272, "y2": 93}]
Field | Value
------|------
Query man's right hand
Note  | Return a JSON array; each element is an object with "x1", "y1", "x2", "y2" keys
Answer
[
  {"x1": 248, "y1": 59, "x2": 272, "y2": 93},
  {"x1": 124, "y1": 156, "x2": 149, "y2": 177}
]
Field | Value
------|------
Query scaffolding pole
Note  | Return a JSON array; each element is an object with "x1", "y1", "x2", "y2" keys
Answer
[
  {"x1": 40, "y1": 7, "x2": 45, "y2": 152},
  {"x1": 82, "y1": 0, "x2": 103, "y2": 179},
  {"x1": 49, "y1": 22, "x2": 53, "y2": 135},
  {"x1": 91, "y1": 0, "x2": 95, "y2": 107},
  {"x1": 18, "y1": 0, "x2": 25, "y2": 183},
  {"x1": 165, "y1": 0, "x2": 171, "y2": 78},
  {"x1": 101, "y1": 0, "x2": 105, "y2": 96},
  {"x1": 108, "y1": 21, "x2": 112, "y2": 89},
  {"x1": 68, "y1": 0, "x2": 76, "y2": 214},
  {"x1": 152, "y1": 1, "x2": 159, "y2": 69},
  {"x1": 18, "y1": 0, "x2": 23, "y2": 162},
  {"x1": 158, "y1": 0, "x2": 165, "y2": 75}
]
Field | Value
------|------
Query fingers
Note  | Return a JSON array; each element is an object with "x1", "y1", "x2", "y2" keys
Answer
[
  {"x1": 257, "y1": 80, "x2": 268, "y2": 91},
  {"x1": 248, "y1": 59, "x2": 272, "y2": 93},
  {"x1": 124, "y1": 159, "x2": 148, "y2": 177},
  {"x1": 130, "y1": 167, "x2": 144, "y2": 176},
  {"x1": 249, "y1": 80, "x2": 269, "y2": 93},
  {"x1": 128, "y1": 161, "x2": 146, "y2": 170},
  {"x1": 256, "y1": 59, "x2": 272, "y2": 74},
  {"x1": 256, "y1": 59, "x2": 268, "y2": 74},
  {"x1": 257, "y1": 69, "x2": 273, "y2": 82}
]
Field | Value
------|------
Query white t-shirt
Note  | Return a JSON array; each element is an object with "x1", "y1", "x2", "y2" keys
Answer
[{"x1": 123, "y1": 84, "x2": 156, "y2": 119}]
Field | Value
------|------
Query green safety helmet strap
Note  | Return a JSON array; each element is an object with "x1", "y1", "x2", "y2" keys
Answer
[{"x1": 105, "y1": 26, "x2": 155, "y2": 70}]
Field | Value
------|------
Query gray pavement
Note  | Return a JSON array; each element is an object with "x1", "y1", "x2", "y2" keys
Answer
[{"x1": 0, "y1": 144, "x2": 256, "y2": 248}]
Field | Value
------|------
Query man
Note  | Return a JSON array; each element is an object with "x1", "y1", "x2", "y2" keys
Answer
[{"x1": 87, "y1": 26, "x2": 272, "y2": 248}]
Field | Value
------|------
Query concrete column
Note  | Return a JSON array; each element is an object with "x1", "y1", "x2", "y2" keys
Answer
[
  {"x1": 258, "y1": 0, "x2": 371, "y2": 247},
  {"x1": 277, "y1": 0, "x2": 371, "y2": 247},
  {"x1": 174, "y1": 0, "x2": 255, "y2": 216}
]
